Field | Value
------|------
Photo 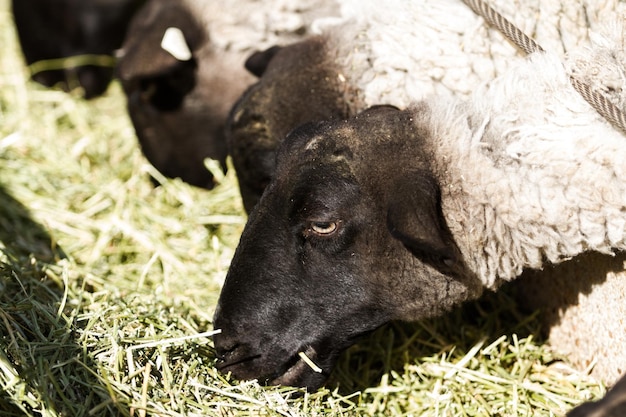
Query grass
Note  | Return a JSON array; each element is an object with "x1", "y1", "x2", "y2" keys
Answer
[{"x1": 0, "y1": 0, "x2": 606, "y2": 415}]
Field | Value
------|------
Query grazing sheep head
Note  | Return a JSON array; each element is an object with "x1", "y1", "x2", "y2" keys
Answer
[
  {"x1": 227, "y1": 36, "x2": 349, "y2": 213},
  {"x1": 213, "y1": 105, "x2": 482, "y2": 389},
  {"x1": 118, "y1": 0, "x2": 248, "y2": 189}
]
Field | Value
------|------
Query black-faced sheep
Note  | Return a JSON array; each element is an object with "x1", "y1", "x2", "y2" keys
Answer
[
  {"x1": 11, "y1": 0, "x2": 145, "y2": 99},
  {"x1": 116, "y1": 0, "x2": 339, "y2": 189},
  {"x1": 213, "y1": 1, "x2": 626, "y2": 389}
]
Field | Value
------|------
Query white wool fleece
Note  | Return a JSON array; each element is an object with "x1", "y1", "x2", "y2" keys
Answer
[
  {"x1": 313, "y1": 0, "x2": 623, "y2": 111},
  {"x1": 192, "y1": 0, "x2": 340, "y2": 53},
  {"x1": 422, "y1": 17, "x2": 626, "y2": 289}
]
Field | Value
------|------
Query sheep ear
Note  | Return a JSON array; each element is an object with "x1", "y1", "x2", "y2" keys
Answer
[
  {"x1": 244, "y1": 46, "x2": 282, "y2": 77},
  {"x1": 386, "y1": 171, "x2": 459, "y2": 271}
]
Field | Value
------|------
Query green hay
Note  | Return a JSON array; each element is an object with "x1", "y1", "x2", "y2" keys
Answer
[{"x1": 0, "y1": 0, "x2": 606, "y2": 415}]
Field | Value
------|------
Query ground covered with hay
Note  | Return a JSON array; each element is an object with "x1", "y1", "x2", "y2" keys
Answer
[{"x1": 0, "y1": 1, "x2": 608, "y2": 416}]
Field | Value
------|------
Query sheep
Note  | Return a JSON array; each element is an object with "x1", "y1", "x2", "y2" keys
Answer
[
  {"x1": 116, "y1": 0, "x2": 340, "y2": 189},
  {"x1": 228, "y1": 0, "x2": 619, "y2": 211},
  {"x1": 213, "y1": 0, "x2": 626, "y2": 390},
  {"x1": 11, "y1": 0, "x2": 145, "y2": 99}
]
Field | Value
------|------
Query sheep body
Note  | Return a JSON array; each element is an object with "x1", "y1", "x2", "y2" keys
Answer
[
  {"x1": 217, "y1": 0, "x2": 626, "y2": 388},
  {"x1": 196, "y1": 0, "x2": 340, "y2": 53},
  {"x1": 518, "y1": 253, "x2": 626, "y2": 385},
  {"x1": 415, "y1": 20, "x2": 626, "y2": 382}
]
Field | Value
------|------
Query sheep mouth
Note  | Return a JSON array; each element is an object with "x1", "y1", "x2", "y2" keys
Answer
[
  {"x1": 216, "y1": 356, "x2": 260, "y2": 370},
  {"x1": 216, "y1": 344, "x2": 329, "y2": 388},
  {"x1": 214, "y1": 347, "x2": 262, "y2": 376},
  {"x1": 269, "y1": 346, "x2": 329, "y2": 387}
]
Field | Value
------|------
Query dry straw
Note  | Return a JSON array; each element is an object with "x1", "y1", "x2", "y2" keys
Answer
[{"x1": 0, "y1": 0, "x2": 605, "y2": 415}]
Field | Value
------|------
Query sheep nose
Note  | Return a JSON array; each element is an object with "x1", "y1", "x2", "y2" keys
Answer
[
  {"x1": 212, "y1": 330, "x2": 235, "y2": 358},
  {"x1": 213, "y1": 331, "x2": 252, "y2": 364},
  {"x1": 212, "y1": 333, "x2": 262, "y2": 379}
]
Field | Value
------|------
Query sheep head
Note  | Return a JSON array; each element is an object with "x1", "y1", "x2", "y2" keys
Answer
[
  {"x1": 118, "y1": 0, "x2": 247, "y2": 189},
  {"x1": 213, "y1": 105, "x2": 481, "y2": 389},
  {"x1": 227, "y1": 36, "x2": 350, "y2": 213}
]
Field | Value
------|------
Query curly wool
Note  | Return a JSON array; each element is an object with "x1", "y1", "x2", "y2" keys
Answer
[
  {"x1": 192, "y1": 0, "x2": 340, "y2": 53},
  {"x1": 313, "y1": 0, "x2": 623, "y2": 112},
  {"x1": 420, "y1": 18, "x2": 626, "y2": 289}
]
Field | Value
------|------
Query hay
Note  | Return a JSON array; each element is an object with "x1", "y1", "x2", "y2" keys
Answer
[
  {"x1": 299, "y1": 352, "x2": 323, "y2": 374},
  {"x1": 0, "y1": 0, "x2": 606, "y2": 415}
]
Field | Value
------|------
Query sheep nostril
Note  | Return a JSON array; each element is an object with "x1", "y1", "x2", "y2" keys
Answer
[
  {"x1": 213, "y1": 341, "x2": 261, "y2": 371},
  {"x1": 212, "y1": 332, "x2": 235, "y2": 356},
  {"x1": 213, "y1": 332, "x2": 244, "y2": 360},
  {"x1": 215, "y1": 342, "x2": 240, "y2": 360}
]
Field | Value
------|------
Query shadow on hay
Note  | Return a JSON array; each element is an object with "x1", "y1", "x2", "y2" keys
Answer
[
  {"x1": 327, "y1": 287, "x2": 546, "y2": 393},
  {"x1": 0, "y1": 184, "x2": 117, "y2": 415},
  {"x1": 0, "y1": 185, "x2": 66, "y2": 262},
  {"x1": 328, "y1": 251, "x2": 622, "y2": 393},
  {"x1": 514, "y1": 251, "x2": 625, "y2": 333}
]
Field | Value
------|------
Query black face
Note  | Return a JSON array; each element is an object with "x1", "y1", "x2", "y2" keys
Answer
[
  {"x1": 214, "y1": 136, "x2": 389, "y2": 388},
  {"x1": 214, "y1": 106, "x2": 481, "y2": 389},
  {"x1": 122, "y1": 57, "x2": 227, "y2": 189},
  {"x1": 117, "y1": 0, "x2": 245, "y2": 189}
]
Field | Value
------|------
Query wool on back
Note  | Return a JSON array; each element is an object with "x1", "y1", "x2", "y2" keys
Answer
[{"x1": 314, "y1": 0, "x2": 623, "y2": 112}]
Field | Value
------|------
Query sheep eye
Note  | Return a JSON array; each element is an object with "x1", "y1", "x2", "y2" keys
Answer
[{"x1": 309, "y1": 221, "x2": 339, "y2": 236}]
